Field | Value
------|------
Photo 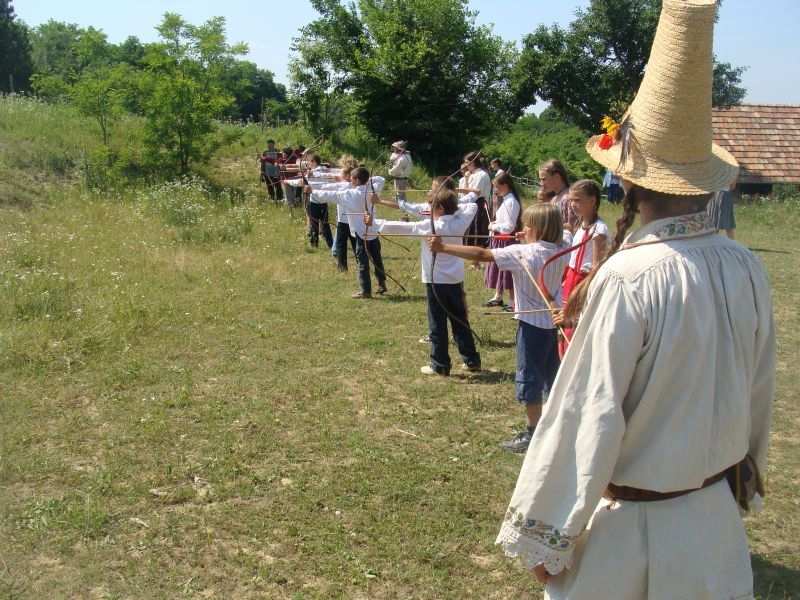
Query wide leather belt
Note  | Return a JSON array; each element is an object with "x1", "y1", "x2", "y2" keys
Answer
[{"x1": 605, "y1": 469, "x2": 728, "y2": 503}]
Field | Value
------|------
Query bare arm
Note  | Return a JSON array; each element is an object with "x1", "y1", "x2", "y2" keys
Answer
[{"x1": 592, "y1": 234, "x2": 608, "y2": 270}]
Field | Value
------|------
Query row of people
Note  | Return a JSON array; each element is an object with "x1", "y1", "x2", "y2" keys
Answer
[{"x1": 279, "y1": 3, "x2": 777, "y2": 597}]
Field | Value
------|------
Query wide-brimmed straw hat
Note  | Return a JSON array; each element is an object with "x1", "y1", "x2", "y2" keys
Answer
[
  {"x1": 586, "y1": 0, "x2": 738, "y2": 195},
  {"x1": 391, "y1": 140, "x2": 408, "y2": 151}
]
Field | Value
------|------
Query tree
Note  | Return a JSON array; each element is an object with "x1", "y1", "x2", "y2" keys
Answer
[
  {"x1": 513, "y1": 0, "x2": 747, "y2": 130},
  {"x1": 29, "y1": 20, "x2": 115, "y2": 99},
  {"x1": 292, "y1": 0, "x2": 521, "y2": 168},
  {"x1": 0, "y1": 0, "x2": 33, "y2": 92},
  {"x1": 218, "y1": 59, "x2": 288, "y2": 121},
  {"x1": 712, "y1": 60, "x2": 747, "y2": 108},
  {"x1": 138, "y1": 13, "x2": 245, "y2": 174},
  {"x1": 71, "y1": 65, "x2": 130, "y2": 147}
]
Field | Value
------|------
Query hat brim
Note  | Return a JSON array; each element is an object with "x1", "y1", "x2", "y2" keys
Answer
[{"x1": 586, "y1": 135, "x2": 739, "y2": 195}]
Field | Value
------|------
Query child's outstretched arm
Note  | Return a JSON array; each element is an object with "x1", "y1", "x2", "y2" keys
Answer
[{"x1": 428, "y1": 236, "x2": 495, "y2": 263}]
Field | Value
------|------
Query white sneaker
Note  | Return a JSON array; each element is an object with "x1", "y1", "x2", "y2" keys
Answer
[
  {"x1": 461, "y1": 363, "x2": 481, "y2": 373},
  {"x1": 420, "y1": 366, "x2": 449, "y2": 376},
  {"x1": 419, "y1": 335, "x2": 431, "y2": 344}
]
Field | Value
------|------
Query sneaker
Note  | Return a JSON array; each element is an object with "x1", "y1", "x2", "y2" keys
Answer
[
  {"x1": 500, "y1": 429, "x2": 534, "y2": 454},
  {"x1": 502, "y1": 305, "x2": 515, "y2": 313},
  {"x1": 351, "y1": 291, "x2": 372, "y2": 299},
  {"x1": 461, "y1": 363, "x2": 481, "y2": 373},
  {"x1": 376, "y1": 284, "x2": 388, "y2": 295},
  {"x1": 420, "y1": 365, "x2": 449, "y2": 377},
  {"x1": 419, "y1": 335, "x2": 431, "y2": 344},
  {"x1": 484, "y1": 298, "x2": 504, "y2": 308}
]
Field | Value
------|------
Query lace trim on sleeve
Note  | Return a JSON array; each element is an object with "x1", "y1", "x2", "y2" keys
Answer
[{"x1": 495, "y1": 508, "x2": 579, "y2": 575}]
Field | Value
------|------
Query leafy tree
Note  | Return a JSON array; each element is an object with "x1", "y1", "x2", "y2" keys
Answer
[
  {"x1": 138, "y1": 13, "x2": 245, "y2": 174},
  {"x1": 218, "y1": 59, "x2": 288, "y2": 121},
  {"x1": 513, "y1": 0, "x2": 747, "y2": 130},
  {"x1": 0, "y1": 0, "x2": 33, "y2": 92},
  {"x1": 292, "y1": 0, "x2": 521, "y2": 168},
  {"x1": 71, "y1": 65, "x2": 131, "y2": 147},
  {"x1": 115, "y1": 36, "x2": 146, "y2": 67},
  {"x1": 29, "y1": 21, "x2": 116, "y2": 99},
  {"x1": 712, "y1": 60, "x2": 747, "y2": 108}
]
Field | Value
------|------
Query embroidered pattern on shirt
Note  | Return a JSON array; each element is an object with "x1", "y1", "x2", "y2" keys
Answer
[
  {"x1": 504, "y1": 507, "x2": 578, "y2": 550},
  {"x1": 657, "y1": 212, "x2": 713, "y2": 238}
]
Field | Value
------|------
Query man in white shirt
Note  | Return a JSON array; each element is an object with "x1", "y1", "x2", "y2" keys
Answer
[
  {"x1": 496, "y1": 2, "x2": 775, "y2": 598},
  {"x1": 388, "y1": 140, "x2": 413, "y2": 202}
]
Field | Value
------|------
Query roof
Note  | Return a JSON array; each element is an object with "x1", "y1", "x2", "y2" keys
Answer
[{"x1": 712, "y1": 104, "x2": 800, "y2": 184}]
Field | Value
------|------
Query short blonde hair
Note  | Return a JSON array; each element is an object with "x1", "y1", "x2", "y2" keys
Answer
[{"x1": 522, "y1": 203, "x2": 563, "y2": 244}]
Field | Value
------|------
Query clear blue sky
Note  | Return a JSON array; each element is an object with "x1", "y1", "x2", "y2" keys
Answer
[{"x1": 16, "y1": 0, "x2": 800, "y2": 106}]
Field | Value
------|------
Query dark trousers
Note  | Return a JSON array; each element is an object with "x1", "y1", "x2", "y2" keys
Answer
[
  {"x1": 354, "y1": 235, "x2": 386, "y2": 294},
  {"x1": 307, "y1": 203, "x2": 333, "y2": 248},
  {"x1": 263, "y1": 175, "x2": 282, "y2": 201},
  {"x1": 334, "y1": 222, "x2": 357, "y2": 271},
  {"x1": 465, "y1": 197, "x2": 490, "y2": 248},
  {"x1": 425, "y1": 283, "x2": 480, "y2": 373}
]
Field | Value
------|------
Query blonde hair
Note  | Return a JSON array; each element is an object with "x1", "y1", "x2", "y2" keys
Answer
[
  {"x1": 338, "y1": 154, "x2": 359, "y2": 176},
  {"x1": 522, "y1": 203, "x2": 563, "y2": 244}
]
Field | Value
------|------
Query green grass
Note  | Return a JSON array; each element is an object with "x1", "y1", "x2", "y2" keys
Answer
[
  {"x1": 1, "y1": 188, "x2": 798, "y2": 599},
  {"x1": 0, "y1": 95, "x2": 798, "y2": 598}
]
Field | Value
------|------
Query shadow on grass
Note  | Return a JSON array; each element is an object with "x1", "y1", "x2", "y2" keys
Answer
[
  {"x1": 749, "y1": 247, "x2": 792, "y2": 255},
  {"x1": 753, "y1": 554, "x2": 800, "y2": 599},
  {"x1": 453, "y1": 370, "x2": 514, "y2": 384},
  {"x1": 381, "y1": 294, "x2": 425, "y2": 303},
  {"x1": 478, "y1": 337, "x2": 516, "y2": 349}
]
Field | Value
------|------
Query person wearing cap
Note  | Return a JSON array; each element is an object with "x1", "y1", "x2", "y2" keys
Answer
[
  {"x1": 388, "y1": 140, "x2": 413, "y2": 202},
  {"x1": 496, "y1": 2, "x2": 775, "y2": 599}
]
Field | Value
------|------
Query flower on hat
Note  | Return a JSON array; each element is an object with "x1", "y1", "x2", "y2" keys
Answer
[
  {"x1": 597, "y1": 115, "x2": 622, "y2": 150},
  {"x1": 598, "y1": 134, "x2": 615, "y2": 150}
]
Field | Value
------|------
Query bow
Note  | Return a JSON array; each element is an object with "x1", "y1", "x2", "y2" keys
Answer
[
  {"x1": 363, "y1": 154, "x2": 408, "y2": 293},
  {"x1": 428, "y1": 152, "x2": 485, "y2": 346}
]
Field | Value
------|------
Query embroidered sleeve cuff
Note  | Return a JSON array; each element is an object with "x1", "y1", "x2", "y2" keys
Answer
[{"x1": 495, "y1": 511, "x2": 578, "y2": 575}]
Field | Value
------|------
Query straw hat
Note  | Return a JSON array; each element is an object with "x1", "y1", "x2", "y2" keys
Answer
[
  {"x1": 391, "y1": 140, "x2": 408, "y2": 151},
  {"x1": 586, "y1": 0, "x2": 738, "y2": 195}
]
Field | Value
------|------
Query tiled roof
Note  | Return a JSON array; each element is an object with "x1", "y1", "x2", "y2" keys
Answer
[{"x1": 712, "y1": 104, "x2": 800, "y2": 184}]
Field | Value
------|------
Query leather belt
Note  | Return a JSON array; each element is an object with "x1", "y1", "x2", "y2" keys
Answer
[{"x1": 605, "y1": 469, "x2": 728, "y2": 503}]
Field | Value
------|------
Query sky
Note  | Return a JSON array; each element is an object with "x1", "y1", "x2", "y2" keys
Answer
[{"x1": 15, "y1": 0, "x2": 800, "y2": 107}]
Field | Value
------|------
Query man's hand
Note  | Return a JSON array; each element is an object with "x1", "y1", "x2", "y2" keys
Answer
[
  {"x1": 369, "y1": 193, "x2": 380, "y2": 205},
  {"x1": 553, "y1": 310, "x2": 567, "y2": 327},
  {"x1": 304, "y1": 185, "x2": 312, "y2": 194},
  {"x1": 515, "y1": 231, "x2": 527, "y2": 242},
  {"x1": 427, "y1": 235, "x2": 443, "y2": 253},
  {"x1": 363, "y1": 212, "x2": 374, "y2": 226}
]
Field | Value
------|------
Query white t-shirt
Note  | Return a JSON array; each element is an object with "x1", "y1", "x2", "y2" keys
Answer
[
  {"x1": 310, "y1": 177, "x2": 385, "y2": 237},
  {"x1": 490, "y1": 193, "x2": 520, "y2": 234},
  {"x1": 469, "y1": 169, "x2": 493, "y2": 201},
  {"x1": 492, "y1": 235, "x2": 572, "y2": 329},
  {"x1": 569, "y1": 219, "x2": 609, "y2": 273},
  {"x1": 374, "y1": 203, "x2": 478, "y2": 284}
]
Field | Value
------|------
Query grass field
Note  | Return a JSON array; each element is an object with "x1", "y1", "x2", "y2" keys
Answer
[
  {"x1": 1, "y1": 180, "x2": 798, "y2": 599},
  {"x1": 1, "y1": 96, "x2": 798, "y2": 599}
]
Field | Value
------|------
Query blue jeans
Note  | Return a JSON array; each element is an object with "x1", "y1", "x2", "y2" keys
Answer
[
  {"x1": 425, "y1": 283, "x2": 480, "y2": 373},
  {"x1": 515, "y1": 321, "x2": 559, "y2": 405}
]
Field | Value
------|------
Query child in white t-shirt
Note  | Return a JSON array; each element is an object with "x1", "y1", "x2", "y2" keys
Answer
[
  {"x1": 429, "y1": 203, "x2": 571, "y2": 452},
  {"x1": 368, "y1": 181, "x2": 480, "y2": 376}
]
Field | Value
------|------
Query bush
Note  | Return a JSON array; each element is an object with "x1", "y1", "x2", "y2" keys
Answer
[{"x1": 481, "y1": 113, "x2": 603, "y2": 187}]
